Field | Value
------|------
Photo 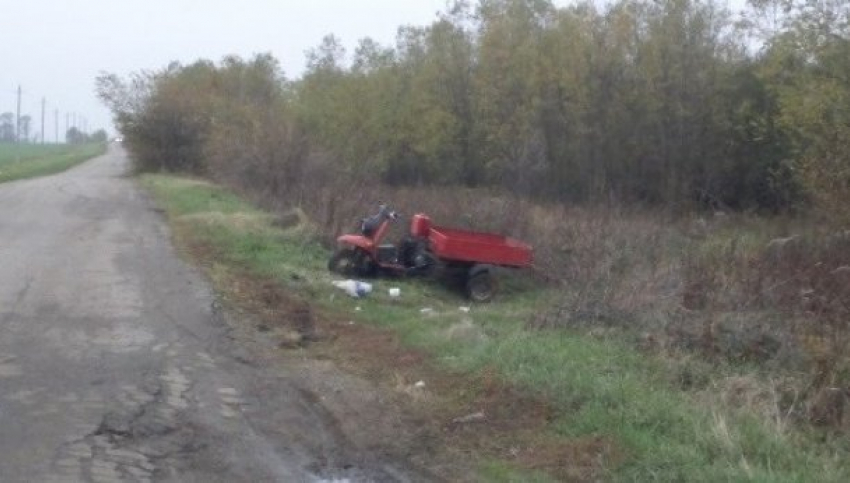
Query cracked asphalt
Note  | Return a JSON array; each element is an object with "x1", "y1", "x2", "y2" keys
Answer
[{"x1": 0, "y1": 146, "x2": 424, "y2": 482}]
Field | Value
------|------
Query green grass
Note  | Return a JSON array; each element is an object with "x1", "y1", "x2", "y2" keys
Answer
[
  {"x1": 0, "y1": 143, "x2": 107, "y2": 183},
  {"x1": 142, "y1": 173, "x2": 850, "y2": 482}
]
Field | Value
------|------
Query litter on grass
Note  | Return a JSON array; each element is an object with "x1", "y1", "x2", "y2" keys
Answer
[
  {"x1": 332, "y1": 280, "x2": 373, "y2": 298},
  {"x1": 452, "y1": 411, "x2": 486, "y2": 424}
]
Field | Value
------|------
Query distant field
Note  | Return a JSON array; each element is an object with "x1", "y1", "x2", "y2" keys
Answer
[{"x1": 0, "y1": 143, "x2": 106, "y2": 183}]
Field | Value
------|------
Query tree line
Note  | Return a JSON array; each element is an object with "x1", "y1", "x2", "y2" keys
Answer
[
  {"x1": 0, "y1": 112, "x2": 107, "y2": 145},
  {"x1": 0, "y1": 113, "x2": 32, "y2": 142},
  {"x1": 98, "y1": 0, "x2": 850, "y2": 216}
]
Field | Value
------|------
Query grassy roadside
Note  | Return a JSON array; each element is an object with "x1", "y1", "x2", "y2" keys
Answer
[
  {"x1": 142, "y1": 173, "x2": 849, "y2": 482},
  {"x1": 0, "y1": 143, "x2": 107, "y2": 183}
]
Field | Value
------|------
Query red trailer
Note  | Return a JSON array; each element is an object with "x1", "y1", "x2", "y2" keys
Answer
[
  {"x1": 428, "y1": 226, "x2": 532, "y2": 268},
  {"x1": 328, "y1": 206, "x2": 533, "y2": 302}
]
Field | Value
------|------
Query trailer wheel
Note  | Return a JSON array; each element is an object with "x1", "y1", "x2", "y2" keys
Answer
[
  {"x1": 328, "y1": 248, "x2": 374, "y2": 277},
  {"x1": 466, "y1": 266, "x2": 495, "y2": 303}
]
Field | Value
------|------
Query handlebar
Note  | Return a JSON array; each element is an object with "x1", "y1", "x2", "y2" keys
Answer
[
  {"x1": 377, "y1": 204, "x2": 399, "y2": 220},
  {"x1": 361, "y1": 204, "x2": 399, "y2": 236}
]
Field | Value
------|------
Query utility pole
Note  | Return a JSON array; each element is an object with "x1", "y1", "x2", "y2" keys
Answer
[
  {"x1": 65, "y1": 113, "x2": 69, "y2": 144},
  {"x1": 54, "y1": 109, "x2": 59, "y2": 144},
  {"x1": 41, "y1": 98, "x2": 46, "y2": 145},
  {"x1": 15, "y1": 85, "x2": 21, "y2": 144},
  {"x1": 14, "y1": 85, "x2": 22, "y2": 162}
]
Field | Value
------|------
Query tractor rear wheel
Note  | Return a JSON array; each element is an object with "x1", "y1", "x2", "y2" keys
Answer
[{"x1": 466, "y1": 265, "x2": 495, "y2": 303}]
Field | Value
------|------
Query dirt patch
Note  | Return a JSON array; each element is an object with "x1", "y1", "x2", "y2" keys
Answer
[
  {"x1": 174, "y1": 226, "x2": 320, "y2": 346},
  {"x1": 515, "y1": 435, "x2": 623, "y2": 482},
  {"x1": 318, "y1": 317, "x2": 618, "y2": 481}
]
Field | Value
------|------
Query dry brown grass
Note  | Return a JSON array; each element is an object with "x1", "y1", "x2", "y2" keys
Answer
[{"x1": 214, "y1": 155, "x2": 850, "y2": 431}]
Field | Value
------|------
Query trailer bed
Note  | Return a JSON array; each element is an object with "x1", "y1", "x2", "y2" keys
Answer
[{"x1": 428, "y1": 226, "x2": 533, "y2": 267}]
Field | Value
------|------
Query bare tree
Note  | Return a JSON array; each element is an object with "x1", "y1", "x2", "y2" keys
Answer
[{"x1": 0, "y1": 112, "x2": 14, "y2": 142}]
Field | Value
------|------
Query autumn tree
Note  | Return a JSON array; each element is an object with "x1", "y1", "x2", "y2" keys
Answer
[
  {"x1": 756, "y1": 0, "x2": 850, "y2": 218},
  {"x1": 98, "y1": 0, "x2": 848, "y2": 215}
]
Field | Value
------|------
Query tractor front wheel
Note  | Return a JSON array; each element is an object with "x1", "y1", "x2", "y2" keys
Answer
[{"x1": 328, "y1": 248, "x2": 374, "y2": 277}]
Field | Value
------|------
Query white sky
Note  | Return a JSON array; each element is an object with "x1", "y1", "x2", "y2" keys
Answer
[{"x1": 0, "y1": 0, "x2": 743, "y2": 138}]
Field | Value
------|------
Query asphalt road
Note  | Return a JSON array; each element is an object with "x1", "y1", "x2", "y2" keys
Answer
[{"x1": 0, "y1": 146, "x2": 419, "y2": 482}]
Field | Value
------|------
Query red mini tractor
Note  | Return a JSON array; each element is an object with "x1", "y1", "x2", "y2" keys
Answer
[{"x1": 328, "y1": 205, "x2": 533, "y2": 302}]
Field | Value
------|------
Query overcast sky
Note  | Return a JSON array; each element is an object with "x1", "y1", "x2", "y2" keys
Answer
[{"x1": 1, "y1": 0, "x2": 742, "y2": 138}]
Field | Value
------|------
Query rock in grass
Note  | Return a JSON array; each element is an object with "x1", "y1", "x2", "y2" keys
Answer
[
  {"x1": 765, "y1": 235, "x2": 800, "y2": 253},
  {"x1": 452, "y1": 411, "x2": 486, "y2": 424},
  {"x1": 278, "y1": 330, "x2": 304, "y2": 349},
  {"x1": 832, "y1": 266, "x2": 850, "y2": 276},
  {"x1": 273, "y1": 209, "x2": 303, "y2": 229},
  {"x1": 444, "y1": 319, "x2": 488, "y2": 344}
]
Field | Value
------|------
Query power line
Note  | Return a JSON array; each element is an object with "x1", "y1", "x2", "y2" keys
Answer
[{"x1": 3, "y1": 84, "x2": 99, "y2": 144}]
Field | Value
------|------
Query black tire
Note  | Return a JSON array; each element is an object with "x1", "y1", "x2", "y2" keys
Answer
[
  {"x1": 413, "y1": 247, "x2": 439, "y2": 278},
  {"x1": 466, "y1": 266, "x2": 495, "y2": 303},
  {"x1": 328, "y1": 248, "x2": 375, "y2": 277}
]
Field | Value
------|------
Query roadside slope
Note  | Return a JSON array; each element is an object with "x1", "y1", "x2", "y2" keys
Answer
[{"x1": 142, "y1": 173, "x2": 850, "y2": 482}]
